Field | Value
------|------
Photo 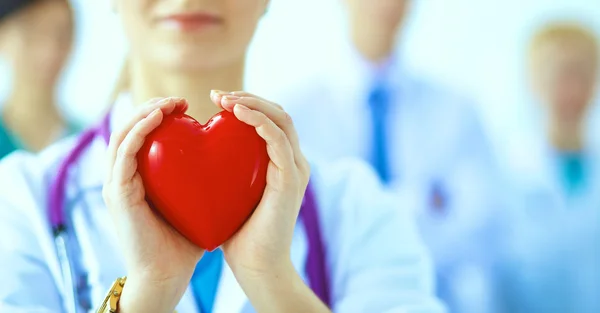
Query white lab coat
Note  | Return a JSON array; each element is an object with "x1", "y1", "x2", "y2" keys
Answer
[
  {"x1": 0, "y1": 95, "x2": 445, "y2": 313},
  {"x1": 492, "y1": 133, "x2": 600, "y2": 313},
  {"x1": 269, "y1": 46, "x2": 506, "y2": 313}
]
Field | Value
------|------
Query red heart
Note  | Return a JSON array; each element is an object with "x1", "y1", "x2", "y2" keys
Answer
[{"x1": 137, "y1": 111, "x2": 269, "y2": 251}]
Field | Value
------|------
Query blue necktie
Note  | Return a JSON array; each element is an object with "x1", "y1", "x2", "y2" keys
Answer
[
  {"x1": 191, "y1": 249, "x2": 224, "y2": 313},
  {"x1": 368, "y1": 82, "x2": 392, "y2": 184},
  {"x1": 558, "y1": 153, "x2": 586, "y2": 196}
]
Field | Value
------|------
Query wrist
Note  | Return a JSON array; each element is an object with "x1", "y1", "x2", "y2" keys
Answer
[
  {"x1": 119, "y1": 273, "x2": 190, "y2": 313},
  {"x1": 233, "y1": 257, "x2": 296, "y2": 287},
  {"x1": 235, "y1": 261, "x2": 330, "y2": 313}
]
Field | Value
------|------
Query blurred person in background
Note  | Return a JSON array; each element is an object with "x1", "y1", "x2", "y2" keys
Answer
[
  {"x1": 0, "y1": 0, "x2": 77, "y2": 158},
  {"x1": 273, "y1": 0, "x2": 506, "y2": 312},
  {"x1": 495, "y1": 21, "x2": 600, "y2": 313},
  {"x1": 508, "y1": 21, "x2": 600, "y2": 208}
]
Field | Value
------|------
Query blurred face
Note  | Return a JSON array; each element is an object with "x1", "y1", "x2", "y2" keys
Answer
[
  {"x1": 114, "y1": 0, "x2": 267, "y2": 72},
  {"x1": 5, "y1": 0, "x2": 74, "y2": 84},
  {"x1": 530, "y1": 40, "x2": 599, "y2": 123},
  {"x1": 344, "y1": 0, "x2": 408, "y2": 32}
]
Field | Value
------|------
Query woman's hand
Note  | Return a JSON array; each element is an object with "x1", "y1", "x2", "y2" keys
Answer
[
  {"x1": 102, "y1": 97, "x2": 204, "y2": 313},
  {"x1": 214, "y1": 90, "x2": 309, "y2": 275},
  {"x1": 213, "y1": 91, "x2": 329, "y2": 313}
]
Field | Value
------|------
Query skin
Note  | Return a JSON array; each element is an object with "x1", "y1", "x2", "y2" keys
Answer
[
  {"x1": 102, "y1": 1, "x2": 329, "y2": 312},
  {"x1": 0, "y1": 0, "x2": 74, "y2": 151},
  {"x1": 529, "y1": 39, "x2": 599, "y2": 151},
  {"x1": 344, "y1": 0, "x2": 409, "y2": 63}
]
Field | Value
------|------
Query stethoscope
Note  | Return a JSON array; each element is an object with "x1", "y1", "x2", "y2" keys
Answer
[{"x1": 46, "y1": 110, "x2": 331, "y2": 313}]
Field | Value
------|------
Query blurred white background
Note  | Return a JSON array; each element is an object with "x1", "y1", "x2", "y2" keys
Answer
[
  {"x1": 1, "y1": 0, "x2": 599, "y2": 155},
  {"x1": 398, "y1": 0, "x2": 600, "y2": 157}
]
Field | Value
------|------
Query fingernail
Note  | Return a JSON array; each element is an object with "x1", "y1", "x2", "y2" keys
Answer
[
  {"x1": 149, "y1": 108, "x2": 161, "y2": 117},
  {"x1": 223, "y1": 95, "x2": 241, "y2": 101},
  {"x1": 235, "y1": 104, "x2": 249, "y2": 111},
  {"x1": 163, "y1": 97, "x2": 181, "y2": 104}
]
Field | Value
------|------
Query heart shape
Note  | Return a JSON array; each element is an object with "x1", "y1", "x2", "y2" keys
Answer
[{"x1": 137, "y1": 111, "x2": 269, "y2": 251}]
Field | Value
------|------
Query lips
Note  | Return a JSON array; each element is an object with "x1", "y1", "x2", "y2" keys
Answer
[{"x1": 160, "y1": 12, "x2": 222, "y2": 31}]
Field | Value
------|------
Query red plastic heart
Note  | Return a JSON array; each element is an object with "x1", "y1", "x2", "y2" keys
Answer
[{"x1": 137, "y1": 111, "x2": 269, "y2": 251}]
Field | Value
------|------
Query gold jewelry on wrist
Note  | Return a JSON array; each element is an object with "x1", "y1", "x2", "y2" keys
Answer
[{"x1": 96, "y1": 276, "x2": 127, "y2": 313}]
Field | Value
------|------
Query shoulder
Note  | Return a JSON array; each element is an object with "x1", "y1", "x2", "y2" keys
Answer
[
  {"x1": 309, "y1": 158, "x2": 443, "y2": 311},
  {"x1": 308, "y1": 157, "x2": 414, "y2": 228},
  {"x1": 0, "y1": 137, "x2": 78, "y2": 191},
  {"x1": 0, "y1": 138, "x2": 79, "y2": 308},
  {"x1": 0, "y1": 137, "x2": 78, "y2": 223},
  {"x1": 310, "y1": 157, "x2": 385, "y2": 203},
  {"x1": 269, "y1": 74, "x2": 333, "y2": 113},
  {"x1": 411, "y1": 74, "x2": 493, "y2": 140},
  {"x1": 0, "y1": 137, "x2": 80, "y2": 241},
  {"x1": 0, "y1": 150, "x2": 53, "y2": 258},
  {"x1": 405, "y1": 74, "x2": 479, "y2": 115}
]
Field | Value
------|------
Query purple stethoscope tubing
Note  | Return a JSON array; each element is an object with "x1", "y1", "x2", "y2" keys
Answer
[{"x1": 47, "y1": 111, "x2": 331, "y2": 311}]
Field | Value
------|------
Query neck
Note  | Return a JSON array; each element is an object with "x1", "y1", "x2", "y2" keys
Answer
[
  {"x1": 547, "y1": 117, "x2": 585, "y2": 152},
  {"x1": 348, "y1": 18, "x2": 400, "y2": 64},
  {"x1": 129, "y1": 59, "x2": 245, "y2": 123},
  {"x1": 3, "y1": 77, "x2": 59, "y2": 122},
  {"x1": 350, "y1": 27, "x2": 397, "y2": 63},
  {"x1": 2, "y1": 76, "x2": 64, "y2": 151}
]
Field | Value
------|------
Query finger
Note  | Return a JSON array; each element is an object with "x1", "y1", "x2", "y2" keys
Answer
[
  {"x1": 106, "y1": 97, "x2": 187, "y2": 182},
  {"x1": 233, "y1": 104, "x2": 294, "y2": 172},
  {"x1": 106, "y1": 98, "x2": 171, "y2": 178},
  {"x1": 220, "y1": 94, "x2": 296, "y2": 149},
  {"x1": 220, "y1": 92, "x2": 283, "y2": 112},
  {"x1": 109, "y1": 97, "x2": 187, "y2": 154},
  {"x1": 112, "y1": 108, "x2": 164, "y2": 185},
  {"x1": 209, "y1": 90, "x2": 278, "y2": 110},
  {"x1": 229, "y1": 91, "x2": 283, "y2": 110},
  {"x1": 222, "y1": 94, "x2": 308, "y2": 173},
  {"x1": 216, "y1": 90, "x2": 309, "y2": 177},
  {"x1": 210, "y1": 90, "x2": 227, "y2": 110}
]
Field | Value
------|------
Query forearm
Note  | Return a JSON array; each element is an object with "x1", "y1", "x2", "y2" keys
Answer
[
  {"x1": 236, "y1": 262, "x2": 331, "y2": 313},
  {"x1": 119, "y1": 274, "x2": 190, "y2": 313}
]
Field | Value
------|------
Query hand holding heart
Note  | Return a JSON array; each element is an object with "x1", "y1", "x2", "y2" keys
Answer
[
  {"x1": 215, "y1": 91, "x2": 310, "y2": 279},
  {"x1": 102, "y1": 97, "x2": 200, "y2": 282},
  {"x1": 102, "y1": 92, "x2": 310, "y2": 311},
  {"x1": 102, "y1": 98, "x2": 201, "y2": 312}
]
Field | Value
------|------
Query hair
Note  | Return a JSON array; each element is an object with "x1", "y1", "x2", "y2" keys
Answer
[
  {"x1": 528, "y1": 21, "x2": 599, "y2": 67},
  {"x1": 0, "y1": 0, "x2": 36, "y2": 21}
]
